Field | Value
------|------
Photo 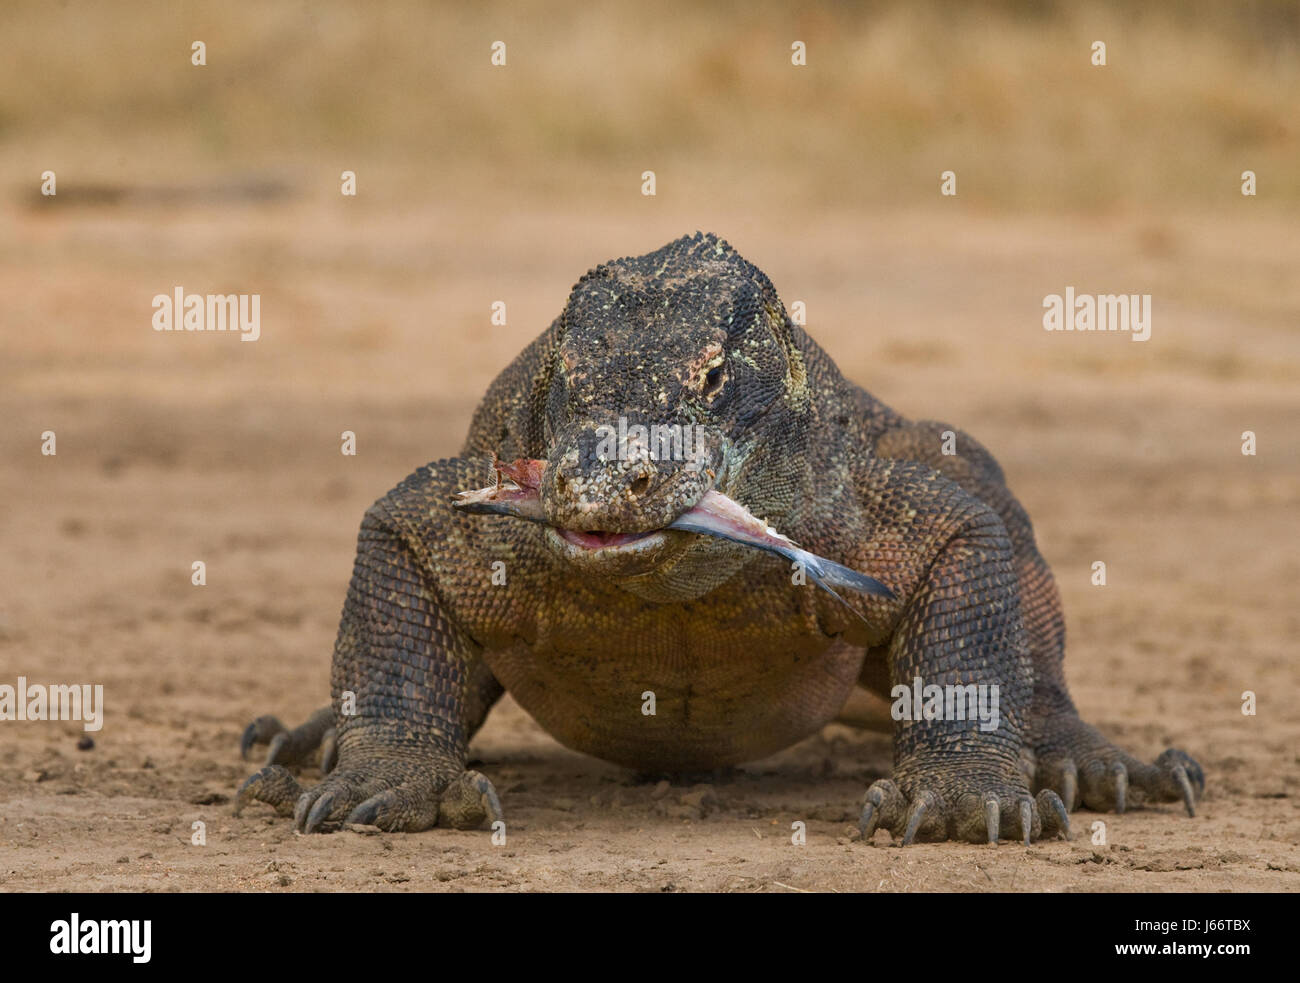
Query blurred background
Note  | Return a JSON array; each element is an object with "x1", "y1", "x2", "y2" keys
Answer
[
  {"x1": 2, "y1": 0, "x2": 1297, "y2": 405},
  {"x1": 0, "y1": 0, "x2": 1297, "y2": 890}
]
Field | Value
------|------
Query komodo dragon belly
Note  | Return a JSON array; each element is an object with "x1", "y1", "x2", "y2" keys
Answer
[{"x1": 483, "y1": 625, "x2": 867, "y2": 772}]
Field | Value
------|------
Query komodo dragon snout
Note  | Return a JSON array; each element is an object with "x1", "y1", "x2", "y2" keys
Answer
[{"x1": 539, "y1": 414, "x2": 721, "y2": 540}]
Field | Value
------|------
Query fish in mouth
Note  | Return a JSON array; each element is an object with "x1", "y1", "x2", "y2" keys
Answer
[{"x1": 453, "y1": 457, "x2": 893, "y2": 614}]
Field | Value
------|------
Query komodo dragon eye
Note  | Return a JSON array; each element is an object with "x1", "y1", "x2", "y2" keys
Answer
[{"x1": 703, "y1": 364, "x2": 726, "y2": 398}]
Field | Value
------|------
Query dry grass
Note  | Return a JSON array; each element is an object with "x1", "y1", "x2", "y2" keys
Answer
[{"x1": 0, "y1": 0, "x2": 1296, "y2": 209}]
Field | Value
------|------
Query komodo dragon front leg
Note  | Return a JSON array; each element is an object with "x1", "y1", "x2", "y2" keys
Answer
[
  {"x1": 874, "y1": 421, "x2": 1204, "y2": 818},
  {"x1": 235, "y1": 464, "x2": 505, "y2": 832},
  {"x1": 844, "y1": 457, "x2": 1071, "y2": 844}
]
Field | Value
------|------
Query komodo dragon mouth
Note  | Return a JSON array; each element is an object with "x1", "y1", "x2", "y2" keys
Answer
[{"x1": 453, "y1": 456, "x2": 893, "y2": 609}]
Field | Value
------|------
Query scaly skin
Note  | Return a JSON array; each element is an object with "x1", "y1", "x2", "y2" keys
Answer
[{"x1": 236, "y1": 232, "x2": 1203, "y2": 843}]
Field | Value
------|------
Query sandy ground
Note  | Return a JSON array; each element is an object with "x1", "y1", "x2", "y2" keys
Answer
[{"x1": 1, "y1": 196, "x2": 1297, "y2": 892}]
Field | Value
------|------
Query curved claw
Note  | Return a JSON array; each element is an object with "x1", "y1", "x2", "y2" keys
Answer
[
  {"x1": 304, "y1": 789, "x2": 340, "y2": 834},
  {"x1": 234, "y1": 764, "x2": 301, "y2": 817},
  {"x1": 1019, "y1": 799, "x2": 1033, "y2": 846},
  {"x1": 1152, "y1": 749, "x2": 1203, "y2": 815},
  {"x1": 471, "y1": 772, "x2": 505, "y2": 824},
  {"x1": 1185, "y1": 757, "x2": 1206, "y2": 795},
  {"x1": 858, "y1": 780, "x2": 908, "y2": 844},
  {"x1": 984, "y1": 796, "x2": 1000, "y2": 845},
  {"x1": 901, "y1": 797, "x2": 931, "y2": 846},
  {"x1": 1060, "y1": 763, "x2": 1078, "y2": 814},
  {"x1": 1173, "y1": 765, "x2": 1196, "y2": 818},
  {"x1": 266, "y1": 733, "x2": 291, "y2": 766},
  {"x1": 1038, "y1": 789, "x2": 1071, "y2": 840},
  {"x1": 858, "y1": 787, "x2": 885, "y2": 841},
  {"x1": 240, "y1": 715, "x2": 286, "y2": 760},
  {"x1": 1111, "y1": 763, "x2": 1128, "y2": 815},
  {"x1": 346, "y1": 795, "x2": 384, "y2": 827}
]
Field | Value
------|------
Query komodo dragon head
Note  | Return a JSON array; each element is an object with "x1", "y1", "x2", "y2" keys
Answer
[{"x1": 455, "y1": 232, "x2": 889, "y2": 606}]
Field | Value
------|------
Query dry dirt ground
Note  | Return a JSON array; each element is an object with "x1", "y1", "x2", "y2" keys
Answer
[{"x1": 1, "y1": 197, "x2": 1297, "y2": 892}]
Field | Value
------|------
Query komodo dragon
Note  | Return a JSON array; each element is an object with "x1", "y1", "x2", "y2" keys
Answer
[{"x1": 235, "y1": 232, "x2": 1203, "y2": 844}]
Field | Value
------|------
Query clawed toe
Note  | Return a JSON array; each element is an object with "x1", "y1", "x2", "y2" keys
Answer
[
  {"x1": 240, "y1": 716, "x2": 286, "y2": 760},
  {"x1": 241, "y1": 756, "x2": 498, "y2": 834},
  {"x1": 1111, "y1": 762, "x2": 1128, "y2": 814},
  {"x1": 1038, "y1": 741, "x2": 1203, "y2": 817},
  {"x1": 858, "y1": 779, "x2": 907, "y2": 842},
  {"x1": 302, "y1": 788, "x2": 344, "y2": 834},
  {"x1": 345, "y1": 793, "x2": 388, "y2": 827},
  {"x1": 234, "y1": 765, "x2": 302, "y2": 817},
  {"x1": 1018, "y1": 798, "x2": 1034, "y2": 845},
  {"x1": 437, "y1": 770, "x2": 505, "y2": 830},
  {"x1": 900, "y1": 790, "x2": 941, "y2": 846},
  {"x1": 1037, "y1": 789, "x2": 1070, "y2": 840},
  {"x1": 239, "y1": 707, "x2": 335, "y2": 768},
  {"x1": 1154, "y1": 749, "x2": 1204, "y2": 817},
  {"x1": 858, "y1": 778, "x2": 1047, "y2": 845}
]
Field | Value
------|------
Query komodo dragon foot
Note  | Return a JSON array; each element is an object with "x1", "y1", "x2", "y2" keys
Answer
[
  {"x1": 859, "y1": 773, "x2": 1070, "y2": 846},
  {"x1": 234, "y1": 709, "x2": 503, "y2": 833},
  {"x1": 1032, "y1": 716, "x2": 1204, "y2": 817}
]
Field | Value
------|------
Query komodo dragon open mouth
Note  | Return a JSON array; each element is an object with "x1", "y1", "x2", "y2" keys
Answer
[{"x1": 453, "y1": 457, "x2": 894, "y2": 610}]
